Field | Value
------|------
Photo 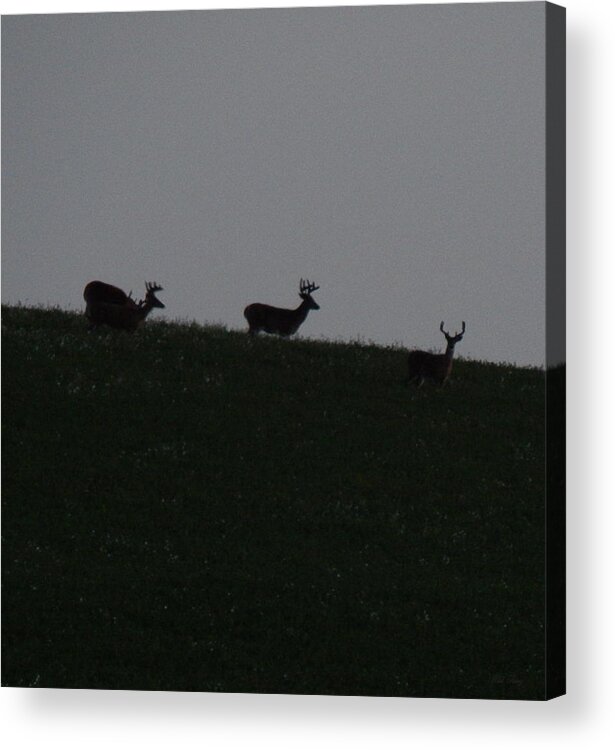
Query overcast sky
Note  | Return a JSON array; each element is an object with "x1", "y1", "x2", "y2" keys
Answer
[{"x1": 2, "y1": 3, "x2": 549, "y2": 365}]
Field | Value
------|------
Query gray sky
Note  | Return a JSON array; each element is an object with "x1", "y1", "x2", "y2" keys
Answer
[{"x1": 2, "y1": 3, "x2": 548, "y2": 365}]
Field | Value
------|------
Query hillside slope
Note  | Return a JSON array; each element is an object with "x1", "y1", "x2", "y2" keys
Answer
[{"x1": 2, "y1": 305, "x2": 546, "y2": 698}]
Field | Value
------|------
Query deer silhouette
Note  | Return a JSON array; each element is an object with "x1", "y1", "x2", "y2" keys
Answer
[
  {"x1": 244, "y1": 279, "x2": 320, "y2": 336},
  {"x1": 407, "y1": 321, "x2": 466, "y2": 386},
  {"x1": 83, "y1": 280, "x2": 165, "y2": 331}
]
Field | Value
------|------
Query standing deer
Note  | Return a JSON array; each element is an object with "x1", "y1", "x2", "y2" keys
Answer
[
  {"x1": 407, "y1": 321, "x2": 466, "y2": 386},
  {"x1": 83, "y1": 280, "x2": 165, "y2": 331},
  {"x1": 244, "y1": 279, "x2": 320, "y2": 336}
]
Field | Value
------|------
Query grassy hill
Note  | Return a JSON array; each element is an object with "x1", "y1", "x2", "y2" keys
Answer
[{"x1": 2, "y1": 305, "x2": 547, "y2": 698}]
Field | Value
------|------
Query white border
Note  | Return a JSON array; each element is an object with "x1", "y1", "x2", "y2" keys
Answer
[{"x1": 2, "y1": 1, "x2": 614, "y2": 749}]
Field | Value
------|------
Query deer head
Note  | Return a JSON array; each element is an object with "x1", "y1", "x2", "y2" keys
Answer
[
  {"x1": 138, "y1": 282, "x2": 165, "y2": 311},
  {"x1": 299, "y1": 278, "x2": 320, "y2": 310},
  {"x1": 440, "y1": 321, "x2": 465, "y2": 350}
]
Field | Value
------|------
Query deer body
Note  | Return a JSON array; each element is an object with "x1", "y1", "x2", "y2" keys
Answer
[
  {"x1": 83, "y1": 280, "x2": 165, "y2": 331},
  {"x1": 408, "y1": 322, "x2": 466, "y2": 386},
  {"x1": 244, "y1": 279, "x2": 320, "y2": 336}
]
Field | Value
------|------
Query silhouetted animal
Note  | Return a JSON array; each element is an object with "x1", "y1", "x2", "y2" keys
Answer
[
  {"x1": 407, "y1": 321, "x2": 466, "y2": 386},
  {"x1": 244, "y1": 279, "x2": 320, "y2": 336},
  {"x1": 83, "y1": 280, "x2": 165, "y2": 331}
]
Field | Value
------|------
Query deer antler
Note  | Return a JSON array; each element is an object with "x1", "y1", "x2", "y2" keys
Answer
[
  {"x1": 300, "y1": 279, "x2": 320, "y2": 294},
  {"x1": 441, "y1": 321, "x2": 466, "y2": 339}
]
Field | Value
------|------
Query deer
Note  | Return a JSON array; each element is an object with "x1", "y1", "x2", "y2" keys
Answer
[
  {"x1": 244, "y1": 279, "x2": 320, "y2": 336},
  {"x1": 83, "y1": 280, "x2": 165, "y2": 331},
  {"x1": 407, "y1": 321, "x2": 466, "y2": 386}
]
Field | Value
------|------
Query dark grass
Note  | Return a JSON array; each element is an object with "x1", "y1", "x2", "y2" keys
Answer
[{"x1": 2, "y1": 305, "x2": 546, "y2": 698}]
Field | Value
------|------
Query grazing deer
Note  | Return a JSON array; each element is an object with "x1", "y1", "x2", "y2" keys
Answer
[
  {"x1": 244, "y1": 279, "x2": 320, "y2": 336},
  {"x1": 407, "y1": 321, "x2": 466, "y2": 386},
  {"x1": 83, "y1": 280, "x2": 165, "y2": 331}
]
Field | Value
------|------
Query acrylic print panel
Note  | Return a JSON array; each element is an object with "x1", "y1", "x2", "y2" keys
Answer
[{"x1": 1, "y1": 2, "x2": 565, "y2": 699}]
